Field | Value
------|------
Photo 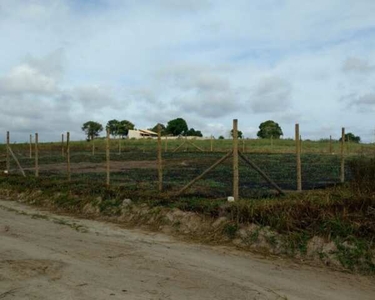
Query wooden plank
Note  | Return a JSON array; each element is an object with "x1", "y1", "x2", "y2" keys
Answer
[
  {"x1": 187, "y1": 140, "x2": 204, "y2": 152},
  {"x1": 238, "y1": 152, "x2": 284, "y2": 195},
  {"x1": 176, "y1": 151, "x2": 232, "y2": 196},
  {"x1": 7, "y1": 146, "x2": 26, "y2": 177},
  {"x1": 233, "y1": 119, "x2": 239, "y2": 200},
  {"x1": 172, "y1": 141, "x2": 186, "y2": 153}
]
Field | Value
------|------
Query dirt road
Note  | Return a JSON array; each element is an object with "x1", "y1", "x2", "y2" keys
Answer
[{"x1": 0, "y1": 200, "x2": 374, "y2": 300}]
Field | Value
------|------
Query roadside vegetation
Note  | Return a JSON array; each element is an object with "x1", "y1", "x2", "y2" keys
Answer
[{"x1": 1, "y1": 155, "x2": 375, "y2": 274}]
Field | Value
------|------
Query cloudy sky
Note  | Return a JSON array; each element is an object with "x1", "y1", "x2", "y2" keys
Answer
[{"x1": 1, "y1": 0, "x2": 375, "y2": 142}]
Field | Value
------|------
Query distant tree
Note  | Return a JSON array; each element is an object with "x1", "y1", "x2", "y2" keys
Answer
[
  {"x1": 257, "y1": 120, "x2": 283, "y2": 139},
  {"x1": 149, "y1": 123, "x2": 166, "y2": 135},
  {"x1": 339, "y1": 132, "x2": 360, "y2": 143},
  {"x1": 118, "y1": 120, "x2": 135, "y2": 138},
  {"x1": 82, "y1": 121, "x2": 103, "y2": 141},
  {"x1": 106, "y1": 119, "x2": 121, "y2": 137},
  {"x1": 186, "y1": 128, "x2": 203, "y2": 137},
  {"x1": 230, "y1": 129, "x2": 243, "y2": 139},
  {"x1": 166, "y1": 118, "x2": 188, "y2": 136},
  {"x1": 218, "y1": 135, "x2": 225, "y2": 140}
]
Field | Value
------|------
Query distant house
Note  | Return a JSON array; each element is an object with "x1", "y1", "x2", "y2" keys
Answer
[{"x1": 128, "y1": 129, "x2": 158, "y2": 139}]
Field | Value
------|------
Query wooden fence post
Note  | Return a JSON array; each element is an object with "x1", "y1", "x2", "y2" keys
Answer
[
  {"x1": 35, "y1": 133, "x2": 39, "y2": 177},
  {"x1": 233, "y1": 119, "x2": 239, "y2": 200},
  {"x1": 210, "y1": 135, "x2": 213, "y2": 152},
  {"x1": 329, "y1": 135, "x2": 332, "y2": 154},
  {"x1": 157, "y1": 125, "x2": 163, "y2": 192},
  {"x1": 295, "y1": 124, "x2": 302, "y2": 191},
  {"x1": 106, "y1": 129, "x2": 110, "y2": 186},
  {"x1": 61, "y1": 133, "x2": 65, "y2": 157},
  {"x1": 29, "y1": 134, "x2": 33, "y2": 159},
  {"x1": 340, "y1": 127, "x2": 345, "y2": 183},
  {"x1": 6, "y1": 131, "x2": 10, "y2": 173},
  {"x1": 92, "y1": 138, "x2": 95, "y2": 156},
  {"x1": 66, "y1": 132, "x2": 71, "y2": 182}
]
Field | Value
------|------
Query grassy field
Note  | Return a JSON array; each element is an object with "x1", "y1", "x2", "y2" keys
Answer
[
  {"x1": 2, "y1": 136, "x2": 375, "y2": 155},
  {"x1": 1, "y1": 137, "x2": 374, "y2": 197}
]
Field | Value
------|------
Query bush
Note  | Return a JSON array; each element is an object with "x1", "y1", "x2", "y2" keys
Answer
[{"x1": 347, "y1": 157, "x2": 375, "y2": 194}]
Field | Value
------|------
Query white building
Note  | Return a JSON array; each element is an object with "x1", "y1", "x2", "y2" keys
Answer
[{"x1": 128, "y1": 129, "x2": 158, "y2": 139}]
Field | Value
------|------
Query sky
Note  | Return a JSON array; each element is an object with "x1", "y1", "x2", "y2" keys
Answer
[{"x1": 1, "y1": 0, "x2": 375, "y2": 142}]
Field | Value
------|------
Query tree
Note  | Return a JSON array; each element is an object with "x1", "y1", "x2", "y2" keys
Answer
[
  {"x1": 118, "y1": 120, "x2": 135, "y2": 138},
  {"x1": 339, "y1": 132, "x2": 360, "y2": 143},
  {"x1": 149, "y1": 123, "x2": 166, "y2": 135},
  {"x1": 218, "y1": 135, "x2": 225, "y2": 140},
  {"x1": 166, "y1": 118, "x2": 188, "y2": 136},
  {"x1": 230, "y1": 129, "x2": 243, "y2": 139},
  {"x1": 106, "y1": 119, "x2": 121, "y2": 137},
  {"x1": 186, "y1": 128, "x2": 203, "y2": 137},
  {"x1": 257, "y1": 120, "x2": 283, "y2": 139},
  {"x1": 82, "y1": 121, "x2": 103, "y2": 141}
]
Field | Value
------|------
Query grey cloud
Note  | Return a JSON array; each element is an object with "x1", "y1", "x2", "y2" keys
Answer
[
  {"x1": 156, "y1": 0, "x2": 212, "y2": 12},
  {"x1": 154, "y1": 64, "x2": 243, "y2": 118},
  {"x1": 24, "y1": 49, "x2": 65, "y2": 79},
  {"x1": 73, "y1": 85, "x2": 119, "y2": 111},
  {"x1": 272, "y1": 110, "x2": 302, "y2": 124},
  {"x1": 250, "y1": 77, "x2": 292, "y2": 113},
  {"x1": 342, "y1": 57, "x2": 375, "y2": 73},
  {"x1": 348, "y1": 93, "x2": 375, "y2": 109}
]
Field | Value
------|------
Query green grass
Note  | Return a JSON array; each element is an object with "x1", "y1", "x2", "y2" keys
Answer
[{"x1": 2, "y1": 136, "x2": 375, "y2": 156}]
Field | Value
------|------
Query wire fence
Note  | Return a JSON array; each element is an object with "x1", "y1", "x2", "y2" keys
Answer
[{"x1": 2, "y1": 126, "x2": 374, "y2": 199}]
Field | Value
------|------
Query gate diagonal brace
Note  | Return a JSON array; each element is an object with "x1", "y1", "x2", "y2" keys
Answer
[
  {"x1": 172, "y1": 140, "x2": 204, "y2": 153},
  {"x1": 172, "y1": 141, "x2": 187, "y2": 153},
  {"x1": 238, "y1": 151, "x2": 284, "y2": 195},
  {"x1": 7, "y1": 145, "x2": 26, "y2": 177},
  {"x1": 175, "y1": 150, "x2": 285, "y2": 197},
  {"x1": 176, "y1": 150, "x2": 232, "y2": 196}
]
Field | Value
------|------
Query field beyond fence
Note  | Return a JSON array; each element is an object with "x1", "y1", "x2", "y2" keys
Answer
[{"x1": 2, "y1": 123, "x2": 375, "y2": 199}]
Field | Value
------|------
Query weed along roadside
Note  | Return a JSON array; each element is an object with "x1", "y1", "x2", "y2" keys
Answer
[{"x1": 1, "y1": 156, "x2": 375, "y2": 274}]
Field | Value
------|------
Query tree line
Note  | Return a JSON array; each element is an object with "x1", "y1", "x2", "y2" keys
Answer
[
  {"x1": 81, "y1": 119, "x2": 361, "y2": 142},
  {"x1": 81, "y1": 118, "x2": 203, "y2": 141}
]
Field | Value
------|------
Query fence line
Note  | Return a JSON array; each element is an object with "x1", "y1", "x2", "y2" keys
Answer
[{"x1": 2, "y1": 122, "x2": 371, "y2": 199}]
